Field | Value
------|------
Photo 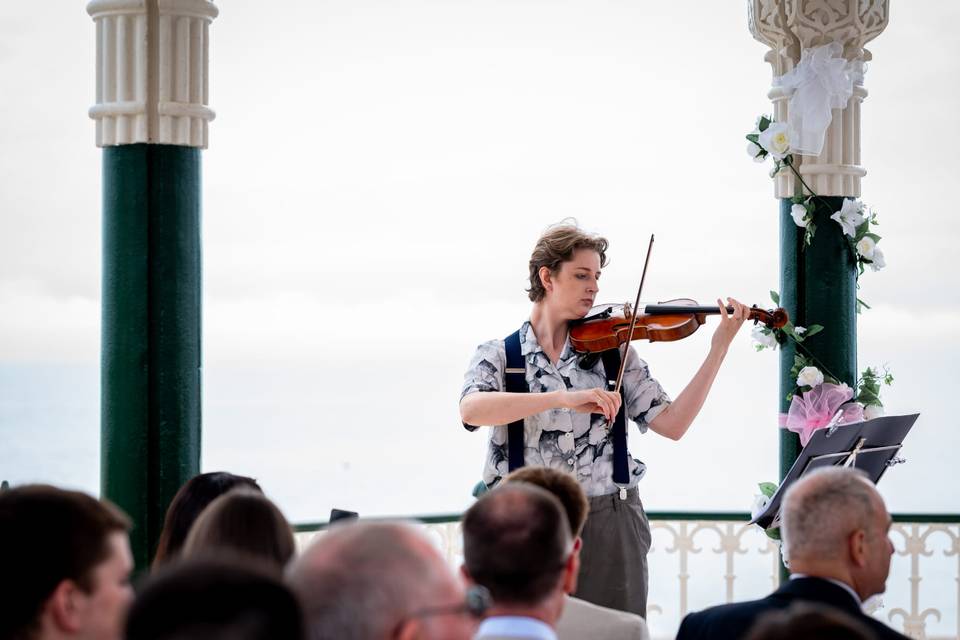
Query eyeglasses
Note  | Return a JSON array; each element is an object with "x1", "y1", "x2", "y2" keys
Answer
[
  {"x1": 410, "y1": 584, "x2": 492, "y2": 620},
  {"x1": 392, "y1": 585, "x2": 492, "y2": 636}
]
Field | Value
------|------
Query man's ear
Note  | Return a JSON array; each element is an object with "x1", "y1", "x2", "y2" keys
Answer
[
  {"x1": 47, "y1": 579, "x2": 84, "y2": 633},
  {"x1": 395, "y1": 619, "x2": 420, "y2": 640},
  {"x1": 573, "y1": 537, "x2": 583, "y2": 554},
  {"x1": 849, "y1": 528, "x2": 868, "y2": 568},
  {"x1": 562, "y1": 547, "x2": 580, "y2": 595}
]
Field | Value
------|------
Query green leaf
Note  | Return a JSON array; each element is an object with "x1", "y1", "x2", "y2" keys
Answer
[
  {"x1": 765, "y1": 527, "x2": 782, "y2": 541},
  {"x1": 770, "y1": 290, "x2": 780, "y2": 305},
  {"x1": 857, "y1": 297, "x2": 871, "y2": 312},
  {"x1": 758, "y1": 115, "x2": 771, "y2": 131},
  {"x1": 865, "y1": 232, "x2": 882, "y2": 243},
  {"x1": 746, "y1": 133, "x2": 759, "y2": 144},
  {"x1": 803, "y1": 324, "x2": 824, "y2": 338},
  {"x1": 758, "y1": 482, "x2": 778, "y2": 497}
]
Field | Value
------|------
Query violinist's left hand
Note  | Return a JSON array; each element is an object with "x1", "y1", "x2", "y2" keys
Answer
[{"x1": 710, "y1": 297, "x2": 749, "y2": 353}]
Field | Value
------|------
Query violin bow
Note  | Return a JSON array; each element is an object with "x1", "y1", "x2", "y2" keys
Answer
[{"x1": 612, "y1": 234, "x2": 654, "y2": 398}]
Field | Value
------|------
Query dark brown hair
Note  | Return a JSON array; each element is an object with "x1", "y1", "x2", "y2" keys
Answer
[
  {"x1": 182, "y1": 489, "x2": 295, "y2": 571},
  {"x1": 0, "y1": 484, "x2": 131, "y2": 640},
  {"x1": 503, "y1": 466, "x2": 589, "y2": 537},
  {"x1": 527, "y1": 222, "x2": 608, "y2": 302},
  {"x1": 152, "y1": 471, "x2": 261, "y2": 569},
  {"x1": 463, "y1": 483, "x2": 571, "y2": 606},
  {"x1": 126, "y1": 555, "x2": 305, "y2": 640}
]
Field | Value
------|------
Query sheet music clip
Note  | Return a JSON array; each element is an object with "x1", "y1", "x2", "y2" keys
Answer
[{"x1": 752, "y1": 413, "x2": 920, "y2": 531}]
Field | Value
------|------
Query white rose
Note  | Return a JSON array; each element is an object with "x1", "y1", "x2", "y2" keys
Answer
[
  {"x1": 863, "y1": 404, "x2": 885, "y2": 420},
  {"x1": 796, "y1": 366, "x2": 824, "y2": 388},
  {"x1": 757, "y1": 122, "x2": 791, "y2": 160},
  {"x1": 830, "y1": 198, "x2": 865, "y2": 237},
  {"x1": 869, "y1": 246, "x2": 886, "y2": 272},
  {"x1": 794, "y1": 326, "x2": 807, "y2": 336},
  {"x1": 751, "y1": 326, "x2": 778, "y2": 350},
  {"x1": 790, "y1": 204, "x2": 808, "y2": 228},
  {"x1": 856, "y1": 236, "x2": 876, "y2": 259},
  {"x1": 747, "y1": 140, "x2": 766, "y2": 162}
]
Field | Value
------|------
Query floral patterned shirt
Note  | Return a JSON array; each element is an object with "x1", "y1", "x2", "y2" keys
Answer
[{"x1": 461, "y1": 321, "x2": 672, "y2": 497}]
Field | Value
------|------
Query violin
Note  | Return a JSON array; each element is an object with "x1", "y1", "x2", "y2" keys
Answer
[{"x1": 569, "y1": 298, "x2": 789, "y2": 354}]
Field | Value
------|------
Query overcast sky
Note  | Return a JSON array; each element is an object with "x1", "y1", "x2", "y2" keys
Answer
[{"x1": 1, "y1": 1, "x2": 958, "y2": 519}]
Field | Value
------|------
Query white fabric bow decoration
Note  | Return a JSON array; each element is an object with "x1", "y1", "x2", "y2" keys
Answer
[{"x1": 774, "y1": 42, "x2": 866, "y2": 156}]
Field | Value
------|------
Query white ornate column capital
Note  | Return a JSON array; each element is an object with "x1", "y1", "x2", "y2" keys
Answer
[
  {"x1": 747, "y1": 0, "x2": 889, "y2": 197},
  {"x1": 87, "y1": 0, "x2": 218, "y2": 148}
]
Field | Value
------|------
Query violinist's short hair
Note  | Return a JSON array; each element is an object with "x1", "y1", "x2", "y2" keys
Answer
[
  {"x1": 503, "y1": 466, "x2": 588, "y2": 538},
  {"x1": 527, "y1": 221, "x2": 608, "y2": 302}
]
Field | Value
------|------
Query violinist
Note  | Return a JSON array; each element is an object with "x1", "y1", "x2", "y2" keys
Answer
[{"x1": 459, "y1": 222, "x2": 750, "y2": 617}]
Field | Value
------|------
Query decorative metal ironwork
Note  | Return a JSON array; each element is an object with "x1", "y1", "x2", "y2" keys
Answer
[{"x1": 294, "y1": 516, "x2": 960, "y2": 639}]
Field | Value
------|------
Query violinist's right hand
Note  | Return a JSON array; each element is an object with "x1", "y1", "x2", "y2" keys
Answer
[{"x1": 561, "y1": 389, "x2": 622, "y2": 422}]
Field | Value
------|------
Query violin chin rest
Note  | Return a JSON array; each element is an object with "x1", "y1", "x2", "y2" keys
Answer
[{"x1": 577, "y1": 352, "x2": 601, "y2": 370}]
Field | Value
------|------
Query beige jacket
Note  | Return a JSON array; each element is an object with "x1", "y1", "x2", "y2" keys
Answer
[{"x1": 556, "y1": 595, "x2": 650, "y2": 640}]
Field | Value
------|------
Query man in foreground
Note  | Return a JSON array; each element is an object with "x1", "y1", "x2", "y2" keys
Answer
[
  {"x1": 503, "y1": 466, "x2": 650, "y2": 640},
  {"x1": 462, "y1": 483, "x2": 578, "y2": 640},
  {"x1": 0, "y1": 484, "x2": 134, "y2": 640},
  {"x1": 677, "y1": 466, "x2": 907, "y2": 640}
]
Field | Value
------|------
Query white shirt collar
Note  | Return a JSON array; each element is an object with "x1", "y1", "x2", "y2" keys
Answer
[{"x1": 477, "y1": 615, "x2": 557, "y2": 640}]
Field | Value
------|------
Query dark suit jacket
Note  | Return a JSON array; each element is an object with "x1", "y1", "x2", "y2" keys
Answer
[{"x1": 675, "y1": 577, "x2": 908, "y2": 640}]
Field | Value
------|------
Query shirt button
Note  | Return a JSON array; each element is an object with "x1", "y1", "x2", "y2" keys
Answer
[{"x1": 567, "y1": 457, "x2": 575, "y2": 466}]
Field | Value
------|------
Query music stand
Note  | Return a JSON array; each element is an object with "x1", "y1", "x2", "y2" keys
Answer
[{"x1": 752, "y1": 413, "x2": 920, "y2": 531}]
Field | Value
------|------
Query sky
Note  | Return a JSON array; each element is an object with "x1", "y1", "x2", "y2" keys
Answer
[{"x1": 1, "y1": 1, "x2": 959, "y2": 522}]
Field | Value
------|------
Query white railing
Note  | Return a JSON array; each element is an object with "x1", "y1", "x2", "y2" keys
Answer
[{"x1": 295, "y1": 516, "x2": 960, "y2": 640}]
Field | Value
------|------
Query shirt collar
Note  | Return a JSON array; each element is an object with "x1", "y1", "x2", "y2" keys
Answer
[
  {"x1": 477, "y1": 616, "x2": 557, "y2": 640},
  {"x1": 789, "y1": 573, "x2": 862, "y2": 607}
]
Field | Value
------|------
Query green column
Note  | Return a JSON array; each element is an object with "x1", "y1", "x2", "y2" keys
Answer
[
  {"x1": 102, "y1": 144, "x2": 202, "y2": 570},
  {"x1": 778, "y1": 195, "x2": 857, "y2": 479},
  {"x1": 778, "y1": 194, "x2": 857, "y2": 581}
]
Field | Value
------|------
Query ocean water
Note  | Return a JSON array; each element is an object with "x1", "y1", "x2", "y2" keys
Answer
[{"x1": 3, "y1": 320, "x2": 956, "y2": 523}]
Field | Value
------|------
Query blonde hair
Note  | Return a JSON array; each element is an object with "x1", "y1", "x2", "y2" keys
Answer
[{"x1": 527, "y1": 221, "x2": 608, "y2": 302}]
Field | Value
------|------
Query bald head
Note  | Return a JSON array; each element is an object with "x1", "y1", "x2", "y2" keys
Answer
[
  {"x1": 781, "y1": 467, "x2": 894, "y2": 600},
  {"x1": 288, "y1": 522, "x2": 469, "y2": 640},
  {"x1": 782, "y1": 467, "x2": 881, "y2": 561}
]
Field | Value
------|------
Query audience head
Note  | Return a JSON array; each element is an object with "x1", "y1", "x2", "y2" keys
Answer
[
  {"x1": 126, "y1": 555, "x2": 304, "y2": 640},
  {"x1": 782, "y1": 467, "x2": 894, "y2": 600},
  {"x1": 287, "y1": 521, "x2": 480, "y2": 640},
  {"x1": 0, "y1": 484, "x2": 133, "y2": 640},
  {"x1": 744, "y1": 602, "x2": 876, "y2": 640},
  {"x1": 152, "y1": 471, "x2": 261, "y2": 568},
  {"x1": 462, "y1": 483, "x2": 575, "y2": 616},
  {"x1": 503, "y1": 466, "x2": 588, "y2": 538},
  {"x1": 182, "y1": 489, "x2": 295, "y2": 572}
]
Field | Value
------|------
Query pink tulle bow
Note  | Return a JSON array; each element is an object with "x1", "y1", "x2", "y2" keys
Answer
[{"x1": 778, "y1": 383, "x2": 864, "y2": 446}]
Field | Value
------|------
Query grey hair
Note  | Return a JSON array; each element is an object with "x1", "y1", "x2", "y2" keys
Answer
[
  {"x1": 286, "y1": 522, "x2": 446, "y2": 640},
  {"x1": 781, "y1": 467, "x2": 879, "y2": 561}
]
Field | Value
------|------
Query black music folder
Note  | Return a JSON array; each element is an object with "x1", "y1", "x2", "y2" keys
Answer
[{"x1": 752, "y1": 413, "x2": 920, "y2": 530}]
